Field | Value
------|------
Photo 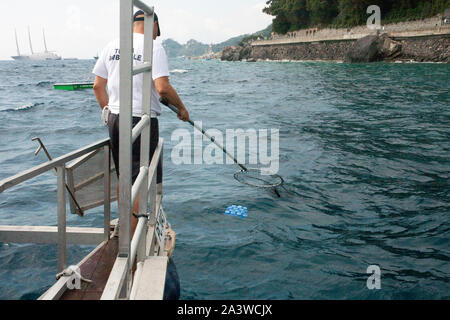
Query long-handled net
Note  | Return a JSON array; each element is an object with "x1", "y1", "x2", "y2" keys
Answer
[
  {"x1": 234, "y1": 168, "x2": 285, "y2": 197},
  {"x1": 234, "y1": 169, "x2": 284, "y2": 188},
  {"x1": 160, "y1": 98, "x2": 285, "y2": 197}
]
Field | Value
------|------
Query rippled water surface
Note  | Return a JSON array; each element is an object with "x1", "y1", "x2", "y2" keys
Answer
[{"x1": 0, "y1": 59, "x2": 449, "y2": 300}]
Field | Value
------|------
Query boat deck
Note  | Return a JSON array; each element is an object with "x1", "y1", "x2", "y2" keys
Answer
[{"x1": 60, "y1": 237, "x2": 118, "y2": 300}]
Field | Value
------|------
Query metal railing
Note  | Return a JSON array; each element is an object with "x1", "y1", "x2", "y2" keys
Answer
[
  {"x1": 101, "y1": 0, "x2": 163, "y2": 300},
  {"x1": 0, "y1": 139, "x2": 111, "y2": 272},
  {"x1": 1, "y1": 1, "x2": 168, "y2": 300}
]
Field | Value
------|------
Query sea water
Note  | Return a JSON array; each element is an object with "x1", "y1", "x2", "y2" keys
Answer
[{"x1": 0, "y1": 59, "x2": 448, "y2": 299}]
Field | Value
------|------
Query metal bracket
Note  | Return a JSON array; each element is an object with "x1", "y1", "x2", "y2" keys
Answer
[
  {"x1": 32, "y1": 137, "x2": 57, "y2": 175},
  {"x1": 32, "y1": 137, "x2": 85, "y2": 216}
]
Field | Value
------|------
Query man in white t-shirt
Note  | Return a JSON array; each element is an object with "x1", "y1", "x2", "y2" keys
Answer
[{"x1": 93, "y1": 10, "x2": 189, "y2": 219}]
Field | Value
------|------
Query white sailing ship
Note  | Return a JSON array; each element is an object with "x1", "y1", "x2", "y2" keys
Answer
[{"x1": 12, "y1": 27, "x2": 61, "y2": 61}]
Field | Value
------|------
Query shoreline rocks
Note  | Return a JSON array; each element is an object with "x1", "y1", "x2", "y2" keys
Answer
[
  {"x1": 396, "y1": 35, "x2": 450, "y2": 62},
  {"x1": 220, "y1": 34, "x2": 449, "y2": 63},
  {"x1": 221, "y1": 44, "x2": 253, "y2": 62},
  {"x1": 344, "y1": 35, "x2": 402, "y2": 63}
]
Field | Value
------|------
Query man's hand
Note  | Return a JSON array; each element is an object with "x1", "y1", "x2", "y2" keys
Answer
[
  {"x1": 178, "y1": 107, "x2": 189, "y2": 122},
  {"x1": 155, "y1": 77, "x2": 189, "y2": 122}
]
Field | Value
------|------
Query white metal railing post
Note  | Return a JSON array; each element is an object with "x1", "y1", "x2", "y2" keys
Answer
[
  {"x1": 134, "y1": 0, "x2": 154, "y2": 14},
  {"x1": 103, "y1": 144, "x2": 111, "y2": 241},
  {"x1": 149, "y1": 171, "x2": 157, "y2": 255},
  {"x1": 56, "y1": 165, "x2": 67, "y2": 272},
  {"x1": 102, "y1": 1, "x2": 161, "y2": 300},
  {"x1": 138, "y1": 7, "x2": 155, "y2": 262},
  {"x1": 149, "y1": 171, "x2": 157, "y2": 223},
  {"x1": 118, "y1": 0, "x2": 134, "y2": 298},
  {"x1": 158, "y1": 145, "x2": 163, "y2": 196}
]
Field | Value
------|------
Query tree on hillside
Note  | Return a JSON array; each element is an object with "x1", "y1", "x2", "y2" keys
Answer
[
  {"x1": 337, "y1": 0, "x2": 374, "y2": 26},
  {"x1": 306, "y1": 0, "x2": 339, "y2": 26},
  {"x1": 264, "y1": 0, "x2": 290, "y2": 34},
  {"x1": 264, "y1": 0, "x2": 450, "y2": 33}
]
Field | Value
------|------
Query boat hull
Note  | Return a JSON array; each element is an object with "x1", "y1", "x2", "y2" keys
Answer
[
  {"x1": 54, "y1": 83, "x2": 94, "y2": 91},
  {"x1": 11, "y1": 56, "x2": 30, "y2": 60},
  {"x1": 12, "y1": 53, "x2": 62, "y2": 61}
]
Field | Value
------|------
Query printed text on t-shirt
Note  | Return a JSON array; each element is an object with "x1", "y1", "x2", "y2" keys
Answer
[{"x1": 109, "y1": 49, "x2": 142, "y2": 62}]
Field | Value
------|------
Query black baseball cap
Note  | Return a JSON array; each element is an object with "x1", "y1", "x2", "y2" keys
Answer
[{"x1": 134, "y1": 10, "x2": 161, "y2": 36}]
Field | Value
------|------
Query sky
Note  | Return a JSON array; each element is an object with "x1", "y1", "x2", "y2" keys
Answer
[{"x1": 0, "y1": 0, "x2": 273, "y2": 60}]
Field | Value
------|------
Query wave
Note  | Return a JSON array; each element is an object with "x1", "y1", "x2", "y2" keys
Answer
[
  {"x1": 0, "y1": 81, "x2": 54, "y2": 89},
  {"x1": 0, "y1": 102, "x2": 43, "y2": 112},
  {"x1": 394, "y1": 60, "x2": 446, "y2": 64},
  {"x1": 36, "y1": 81, "x2": 53, "y2": 87},
  {"x1": 170, "y1": 69, "x2": 188, "y2": 74}
]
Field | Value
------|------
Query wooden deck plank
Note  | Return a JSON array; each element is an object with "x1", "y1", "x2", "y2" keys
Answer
[{"x1": 60, "y1": 237, "x2": 119, "y2": 300}]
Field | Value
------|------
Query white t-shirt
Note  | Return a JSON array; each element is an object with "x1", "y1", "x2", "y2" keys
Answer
[{"x1": 93, "y1": 34, "x2": 169, "y2": 117}]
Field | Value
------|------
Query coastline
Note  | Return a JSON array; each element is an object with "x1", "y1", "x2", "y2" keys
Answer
[
  {"x1": 239, "y1": 58, "x2": 447, "y2": 64},
  {"x1": 220, "y1": 16, "x2": 450, "y2": 63}
]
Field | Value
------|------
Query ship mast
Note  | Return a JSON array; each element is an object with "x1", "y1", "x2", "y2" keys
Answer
[
  {"x1": 43, "y1": 29, "x2": 48, "y2": 53},
  {"x1": 28, "y1": 26, "x2": 34, "y2": 54},
  {"x1": 14, "y1": 29, "x2": 21, "y2": 56}
]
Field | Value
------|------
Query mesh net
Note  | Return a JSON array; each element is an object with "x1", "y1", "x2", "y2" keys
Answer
[{"x1": 234, "y1": 169, "x2": 284, "y2": 189}]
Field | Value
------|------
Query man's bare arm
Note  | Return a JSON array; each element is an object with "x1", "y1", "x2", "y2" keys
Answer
[
  {"x1": 93, "y1": 76, "x2": 109, "y2": 110},
  {"x1": 154, "y1": 76, "x2": 189, "y2": 122}
]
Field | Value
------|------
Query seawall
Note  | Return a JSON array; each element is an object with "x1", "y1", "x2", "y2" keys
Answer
[
  {"x1": 248, "y1": 34, "x2": 449, "y2": 62},
  {"x1": 393, "y1": 34, "x2": 450, "y2": 62},
  {"x1": 221, "y1": 16, "x2": 450, "y2": 63},
  {"x1": 254, "y1": 16, "x2": 447, "y2": 46},
  {"x1": 251, "y1": 39, "x2": 356, "y2": 62}
]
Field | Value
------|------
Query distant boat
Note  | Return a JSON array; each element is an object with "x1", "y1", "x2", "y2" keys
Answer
[
  {"x1": 12, "y1": 27, "x2": 61, "y2": 61},
  {"x1": 54, "y1": 82, "x2": 94, "y2": 91}
]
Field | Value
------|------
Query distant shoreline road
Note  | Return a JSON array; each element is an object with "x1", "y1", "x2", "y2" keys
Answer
[{"x1": 253, "y1": 16, "x2": 449, "y2": 46}]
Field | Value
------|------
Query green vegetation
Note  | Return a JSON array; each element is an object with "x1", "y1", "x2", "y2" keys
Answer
[
  {"x1": 212, "y1": 34, "x2": 249, "y2": 52},
  {"x1": 238, "y1": 25, "x2": 273, "y2": 46},
  {"x1": 263, "y1": 0, "x2": 450, "y2": 34}
]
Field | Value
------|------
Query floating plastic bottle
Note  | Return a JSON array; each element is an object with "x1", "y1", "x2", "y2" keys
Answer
[{"x1": 225, "y1": 205, "x2": 248, "y2": 218}]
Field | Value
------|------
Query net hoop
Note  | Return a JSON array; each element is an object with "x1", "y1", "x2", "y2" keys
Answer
[{"x1": 234, "y1": 168, "x2": 284, "y2": 189}]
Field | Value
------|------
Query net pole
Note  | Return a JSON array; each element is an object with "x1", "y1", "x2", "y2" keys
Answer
[{"x1": 160, "y1": 98, "x2": 248, "y2": 171}]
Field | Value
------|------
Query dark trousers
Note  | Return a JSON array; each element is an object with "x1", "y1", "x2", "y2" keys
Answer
[{"x1": 108, "y1": 113, "x2": 162, "y2": 184}]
